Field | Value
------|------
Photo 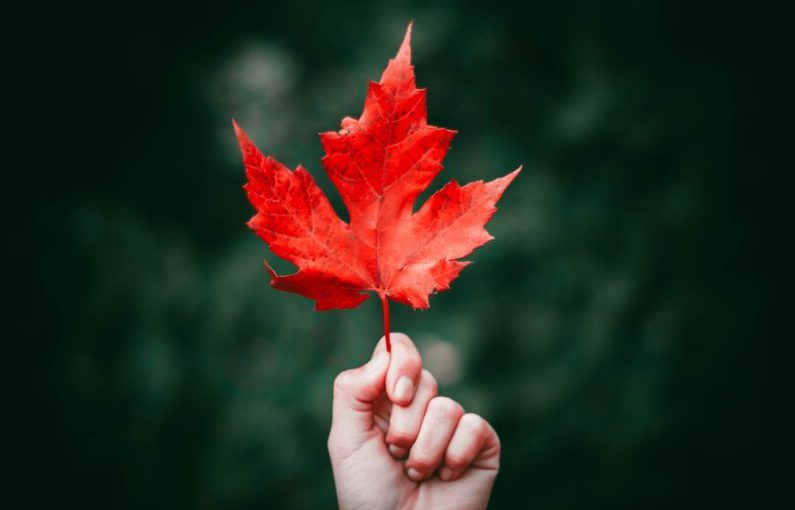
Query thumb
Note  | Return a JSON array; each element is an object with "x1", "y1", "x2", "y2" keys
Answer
[{"x1": 329, "y1": 350, "x2": 390, "y2": 453}]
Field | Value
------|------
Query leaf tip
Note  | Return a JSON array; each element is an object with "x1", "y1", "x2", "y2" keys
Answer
[
  {"x1": 491, "y1": 165, "x2": 523, "y2": 191},
  {"x1": 232, "y1": 118, "x2": 244, "y2": 137},
  {"x1": 397, "y1": 22, "x2": 413, "y2": 62},
  {"x1": 233, "y1": 119, "x2": 253, "y2": 150}
]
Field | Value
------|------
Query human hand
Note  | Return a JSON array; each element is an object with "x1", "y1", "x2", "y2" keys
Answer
[{"x1": 328, "y1": 334, "x2": 500, "y2": 510}]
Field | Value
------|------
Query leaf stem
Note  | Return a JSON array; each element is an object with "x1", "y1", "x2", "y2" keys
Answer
[{"x1": 380, "y1": 294, "x2": 391, "y2": 352}]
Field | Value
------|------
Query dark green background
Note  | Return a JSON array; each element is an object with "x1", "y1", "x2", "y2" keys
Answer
[{"x1": 23, "y1": 0, "x2": 784, "y2": 508}]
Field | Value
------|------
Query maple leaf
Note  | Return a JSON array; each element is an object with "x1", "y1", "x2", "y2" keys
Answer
[{"x1": 234, "y1": 23, "x2": 520, "y2": 351}]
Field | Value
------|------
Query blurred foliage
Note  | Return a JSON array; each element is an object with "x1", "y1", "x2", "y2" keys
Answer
[{"x1": 22, "y1": 0, "x2": 784, "y2": 508}]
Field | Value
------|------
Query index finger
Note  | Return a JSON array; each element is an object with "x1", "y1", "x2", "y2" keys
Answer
[{"x1": 372, "y1": 332, "x2": 422, "y2": 406}]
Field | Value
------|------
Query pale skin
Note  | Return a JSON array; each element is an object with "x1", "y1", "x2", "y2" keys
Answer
[{"x1": 328, "y1": 333, "x2": 501, "y2": 510}]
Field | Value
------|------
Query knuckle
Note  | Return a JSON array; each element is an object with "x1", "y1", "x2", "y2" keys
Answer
[
  {"x1": 386, "y1": 429, "x2": 416, "y2": 448},
  {"x1": 409, "y1": 453, "x2": 436, "y2": 471},
  {"x1": 421, "y1": 369, "x2": 438, "y2": 394},
  {"x1": 390, "y1": 332, "x2": 412, "y2": 347},
  {"x1": 461, "y1": 412, "x2": 487, "y2": 433},
  {"x1": 463, "y1": 413, "x2": 500, "y2": 460},
  {"x1": 333, "y1": 370, "x2": 355, "y2": 395},
  {"x1": 492, "y1": 431, "x2": 502, "y2": 455},
  {"x1": 428, "y1": 396, "x2": 464, "y2": 418},
  {"x1": 445, "y1": 452, "x2": 470, "y2": 470},
  {"x1": 392, "y1": 334, "x2": 421, "y2": 363}
]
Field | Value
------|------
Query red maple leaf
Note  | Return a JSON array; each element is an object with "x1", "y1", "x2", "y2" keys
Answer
[{"x1": 234, "y1": 23, "x2": 520, "y2": 351}]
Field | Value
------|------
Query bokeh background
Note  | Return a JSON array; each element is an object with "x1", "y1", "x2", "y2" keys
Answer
[{"x1": 26, "y1": 0, "x2": 784, "y2": 508}]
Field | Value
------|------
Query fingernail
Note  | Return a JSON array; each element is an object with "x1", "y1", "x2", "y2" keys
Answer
[
  {"x1": 439, "y1": 467, "x2": 453, "y2": 481},
  {"x1": 406, "y1": 467, "x2": 423, "y2": 481},
  {"x1": 388, "y1": 444, "x2": 407, "y2": 458},
  {"x1": 394, "y1": 376, "x2": 414, "y2": 402}
]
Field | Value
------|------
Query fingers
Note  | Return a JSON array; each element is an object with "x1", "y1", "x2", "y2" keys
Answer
[
  {"x1": 328, "y1": 350, "x2": 390, "y2": 456},
  {"x1": 386, "y1": 369, "x2": 438, "y2": 457},
  {"x1": 439, "y1": 413, "x2": 501, "y2": 481},
  {"x1": 373, "y1": 333, "x2": 422, "y2": 406},
  {"x1": 329, "y1": 332, "x2": 501, "y2": 486},
  {"x1": 404, "y1": 396, "x2": 464, "y2": 481},
  {"x1": 329, "y1": 332, "x2": 420, "y2": 460}
]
